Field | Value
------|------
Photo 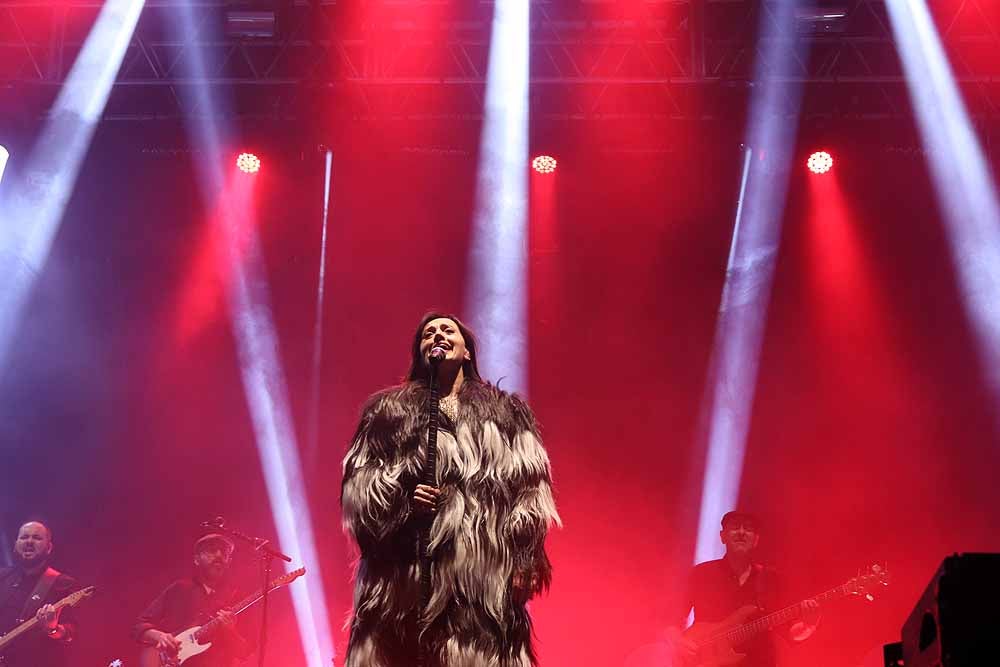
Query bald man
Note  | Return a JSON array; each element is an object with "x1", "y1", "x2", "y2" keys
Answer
[{"x1": 0, "y1": 521, "x2": 81, "y2": 667}]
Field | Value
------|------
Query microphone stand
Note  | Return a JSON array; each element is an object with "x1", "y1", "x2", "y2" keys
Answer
[
  {"x1": 208, "y1": 525, "x2": 292, "y2": 667},
  {"x1": 417, "y1": 356, "x2": 442, "y2": 667}
]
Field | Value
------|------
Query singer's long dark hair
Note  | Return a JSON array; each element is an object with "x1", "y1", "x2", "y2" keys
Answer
[{"x1": 406, "y1": 311, "x2": 483, "y2": 384}]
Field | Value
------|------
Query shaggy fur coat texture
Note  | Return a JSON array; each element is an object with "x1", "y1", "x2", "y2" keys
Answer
[{"x1": 341, "y1": 379, "x2": 560, "y2": 667}]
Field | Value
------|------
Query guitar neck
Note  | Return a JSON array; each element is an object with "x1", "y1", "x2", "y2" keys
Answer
[
  {"x1": 193, "y1": 582, "x2": 286, "y2": 640},
  {"x1": 0, "y1": 615, "x2": 41, "y2": 651},
  {"x1": 718, "y1": 583, "x2": 851, "y2": 646}
]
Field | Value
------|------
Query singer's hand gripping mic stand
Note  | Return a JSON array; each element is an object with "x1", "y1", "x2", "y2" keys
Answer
[{"x1": 417, "y1": 353, "x2": 443, "y2": 667}]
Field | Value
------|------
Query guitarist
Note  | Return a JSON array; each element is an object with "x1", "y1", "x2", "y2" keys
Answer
[
  {"x1": 666, "y1": 511, "x2": 821, "y2": 667},
  {"x1": 0, "y1": 520, "x2": 81, "y2": 667},
  {"x1": 131, "y1": 534, "x2": 252, "y2": 666}
]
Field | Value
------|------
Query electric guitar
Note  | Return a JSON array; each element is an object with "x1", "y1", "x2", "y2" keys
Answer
[
  {"x1": 138, "y1": 567, "x2": 305, "y2": 667},
  {"x1": 0, "y1": 586, "x2": 96, "y2": 659},
  {"x1": 678, "y1": 564, "x2": 889, "y2": 667}
]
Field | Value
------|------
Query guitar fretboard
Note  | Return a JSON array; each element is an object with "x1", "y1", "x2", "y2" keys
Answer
[
  {"x1": 192, "y1": 570, "x2": 301, "y2": 642},
  {"x1": 701, "y1": 583, "x2": 852, "y2": 648}
]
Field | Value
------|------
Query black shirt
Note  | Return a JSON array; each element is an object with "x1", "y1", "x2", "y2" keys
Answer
[
  {"x1": 680, "y1": 558, "x2": 783, "y2": 667},
  {"x1": 0, "y1": 565, "x2": 80, "y2": 667},
  {"x1": 132, "y1": 577, "x2": 252, "y2": 667}
]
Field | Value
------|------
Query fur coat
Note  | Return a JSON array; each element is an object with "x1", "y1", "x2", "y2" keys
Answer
[{"x1": 341, "y1": 379, "x2": 560, "y2": 667}]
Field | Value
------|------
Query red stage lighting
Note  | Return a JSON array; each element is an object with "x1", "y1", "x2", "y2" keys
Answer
[
  {"x1": 532, "y1": 155, "x2": 557, "y2": 174},
  {"x1": 236, "y1": 152, "x2": 261, "y2": 174},
  {"x1": 807, "y1": 151, "x2": 833, "y2": 175}
]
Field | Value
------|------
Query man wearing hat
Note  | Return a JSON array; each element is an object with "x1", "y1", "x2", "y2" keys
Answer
[
  {"x1": 665, "y1": 511, "x2": 821, "y2": 667},
  {"x1": 132, "y1": 533, "x2": 253, "y2": 666}
]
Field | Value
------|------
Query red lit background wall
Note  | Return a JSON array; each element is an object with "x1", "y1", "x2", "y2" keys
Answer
[{"x1": 1, "y1": 115, "x2": 999, "y2": 667}]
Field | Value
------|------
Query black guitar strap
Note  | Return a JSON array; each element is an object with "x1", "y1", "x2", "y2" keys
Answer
[
  {"x1": 752, "y1": 563, "x2": 768, "y2": 611},
  {"x1": 17, "y1": 567, "x2": 60, "y2": 623}
]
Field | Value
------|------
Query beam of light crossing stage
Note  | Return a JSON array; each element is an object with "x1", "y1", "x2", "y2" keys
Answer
[
  {"x1": 219, "y1": 185, "x2": 333, "y2": 667},
  {"x1": 466, "y1": 0, "x2": 530, "y2": 395},
  {"x1": 0, "y1": 146, "x2": 9, "y2": 185},
  {"x1": 214, "y1": 172, "x2": 334, "y2": 667},
  {"x1": 167, "y1": 4, "x2": 334, "y2": 663},
  {"x1": 306, "y1": 150, "x2": 333, "y2": 468},
  {"x1": 0, "y1": 0, "x2": 144, "y2": 371},
  {"x1": 693, "y1": 0, "x2": 808, "y2": 566},
  {"x1": 885, "y1": 0, "x2": 1000, "y2": 406}
]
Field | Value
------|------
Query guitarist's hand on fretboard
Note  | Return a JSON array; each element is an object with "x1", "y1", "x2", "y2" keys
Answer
[
  {"x1": 801, "y1": 599, "x2": 821, "y2": 626},
  {"x1": 34, "y1": 603, "x2": 64, "y2": 637},
  {"x1": 788, "y1": 599, "x2": 821, "y2": 642},
  {"x1": 210, "y1": 609, "x2": 237, "y2": 638}
]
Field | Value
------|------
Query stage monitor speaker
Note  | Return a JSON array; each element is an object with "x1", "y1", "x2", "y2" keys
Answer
[{"x1": 901, "y1": 553, "x2": 1000, "y2": 667}]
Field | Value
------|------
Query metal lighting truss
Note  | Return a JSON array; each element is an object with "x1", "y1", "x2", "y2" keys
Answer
[{"x1": 1, "y1": 0, "x2": 998, "y2": 121}]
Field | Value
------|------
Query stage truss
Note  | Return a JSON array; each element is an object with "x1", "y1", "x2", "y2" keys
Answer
[{"x1": 1, "y1": 0, "x2": 999, "y2": 122}]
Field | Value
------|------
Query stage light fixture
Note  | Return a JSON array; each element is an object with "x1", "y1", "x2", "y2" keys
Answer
[
  {"x1": 532, "y1": 155, "x2": 557, "y2": 174},
  {"x1": 236, "y1": 152, "x2": 261, "y2": 174},
  {"x1": 225, "y1": 9, "x2": 276, "y2": 38},
  {"x1": 796, "y1": 4, "x2": 849, "y2": 34},
  {"x1": 807, "y1": 151, "x2": 834, "y2": 174}
]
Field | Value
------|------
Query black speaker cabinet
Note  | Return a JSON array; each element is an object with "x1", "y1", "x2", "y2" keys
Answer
[
  {"x1": 901, "y1": 553, "x2": 1000, "y2": 667},
  {"x1": 884, "y1": 642, "x2": 904, "y2": 667}
]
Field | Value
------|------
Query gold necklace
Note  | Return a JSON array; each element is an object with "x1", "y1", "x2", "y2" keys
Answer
[{"x1": 439, "y1": 395, "x2": 459, "y2": 422}]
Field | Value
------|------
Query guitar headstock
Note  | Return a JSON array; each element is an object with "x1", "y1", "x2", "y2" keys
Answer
[
  {"x1": 271, "y1": 567, "x2": 306, "y2": 588},
  {"x1": 59, "y1": 586, "x2": 96, "y2": 609},
  {"x1": 845, "y1": 564, "x2": 890, "y2": 600}
]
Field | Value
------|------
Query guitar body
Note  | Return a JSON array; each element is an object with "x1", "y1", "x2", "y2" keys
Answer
[
  {"x1": 137, "y1": 626, "x2": 212, "y2": 667},
  {"x1": 680, "y1": 605, "x2": 760, "y2": 667}
]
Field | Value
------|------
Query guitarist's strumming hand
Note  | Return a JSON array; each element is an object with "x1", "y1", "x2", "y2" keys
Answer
[
  {"x1": 664, "y1": 626, "x2": 697, "y2": 662},
  {"x1": 143, "y1": 629, "x2": 181, "y2": 655}
]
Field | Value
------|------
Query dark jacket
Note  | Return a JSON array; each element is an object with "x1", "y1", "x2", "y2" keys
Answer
[{"x1": 0, "y1": 565, "x2": 80, "y2": 667}]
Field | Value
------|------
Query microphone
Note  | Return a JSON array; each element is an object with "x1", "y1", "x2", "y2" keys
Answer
[
  {"x1": 201, "y1": 516, "x2": 226, "y2": 529},
  {"x1": 429, "y1": 347, "x2": 446, "y2": 365}
]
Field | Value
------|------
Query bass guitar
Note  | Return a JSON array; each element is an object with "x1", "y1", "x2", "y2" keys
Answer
[
  {"x1": 678, "y1": 564, "x2": 889, "y2": 667},
  {"x1": 138, "y1": 567, "x2": 304, "y2": 667}
]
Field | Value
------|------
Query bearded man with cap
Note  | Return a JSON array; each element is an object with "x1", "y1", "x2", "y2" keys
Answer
[
  {"x1": 0, "y1": 520, "x2": 81, "y2": 667},
  {"x1": 665, "y1": 511, "x2": 821, "y2": 667},
  {"x1": 132, "y1": 533, "x2": 253, "y2": 667}
]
